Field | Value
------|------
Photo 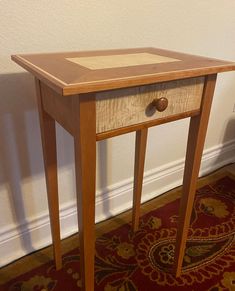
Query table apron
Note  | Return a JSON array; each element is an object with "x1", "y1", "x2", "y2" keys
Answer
[{"x1": 40, "y1": 76, "x2": 205, "y2": 140}]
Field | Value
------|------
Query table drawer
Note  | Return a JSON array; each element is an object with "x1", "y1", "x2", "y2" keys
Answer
[{"x1": 96, "y1": 77, "x2": 205, "y2": 134}]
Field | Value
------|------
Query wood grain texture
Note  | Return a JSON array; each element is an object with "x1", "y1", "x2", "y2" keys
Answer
[
  {"x1": 173, "y1": 74, "x2": 217, "y2": 277},
  {"x1": 96, "y1": 77, "x2": 205, "y2": 133},
  {"x1": 38, "y1": 77, "x2": 204, "y2": 139},
  {"x1": 73, "y1": 93, "x2": 96, "y2": 291},
  {"x1": 132, "y1": 128, "x2": 148, "y2": 232},
  {"x1": 96, "y1": 109, "x2": 200, "y2": 141},
  {"x1": 41, "y1": 83, "x2": 73, "y2": 135},
  {"x1": 11, "y1": 47, "x2": 235, "y2": 95},
  {"x1": 35, "y1": 79, "x2": 62, "y2": 270}
]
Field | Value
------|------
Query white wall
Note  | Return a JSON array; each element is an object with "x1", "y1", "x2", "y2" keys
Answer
[{"x1": 0, "y1": 0, "x2": 235, "y2": 266}]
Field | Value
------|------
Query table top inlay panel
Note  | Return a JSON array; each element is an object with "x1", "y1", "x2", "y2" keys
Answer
[{"x1": 66, "y1": 53, "x2": 181, "y2": 70}]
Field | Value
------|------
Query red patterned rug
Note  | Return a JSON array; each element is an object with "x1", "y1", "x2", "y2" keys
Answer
[{"x1": 1, "y1": 175, "x2": 235, "y2": 290}]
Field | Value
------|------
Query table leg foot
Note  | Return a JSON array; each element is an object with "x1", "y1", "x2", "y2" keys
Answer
[
  {"x1": 132, "y1": 128, "x2": 148, "y2": 232},
  {"x1": 173, "y1": 74, "x2": 217, "y2": 276},
  {"x1": 73, "y1": 94, "x2": 96, "y2": 291},
  {"x1": 35, "y1": 79, "x2": 62, "y2": 270}
]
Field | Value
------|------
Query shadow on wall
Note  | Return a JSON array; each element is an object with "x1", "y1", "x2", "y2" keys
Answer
[
  {"x1": 0, "y1": 73, "x2": 69, "y2": 253},
  {"x1": 209, "y1": 118, "x2": 235, "y2": 172},
  {"x1": 0, "y1": 72, "x2": 49, "y2": 254},
  {"x1": 0, "y1": 72, "x2": 110, "y2": 253},
  {"x1": 223, "y1": 118, "x2": 235, "y2": 144},
  {"x1": 223, "y1": 118, "x2": 235, "y2": 162}
]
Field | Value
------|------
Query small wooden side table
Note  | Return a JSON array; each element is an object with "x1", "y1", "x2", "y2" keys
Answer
[{"x1": 12, "y1": 48, "x2": 235, "y2": 291}]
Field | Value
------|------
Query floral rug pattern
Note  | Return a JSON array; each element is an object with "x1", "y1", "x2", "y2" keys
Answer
[{"x1": 2, "y1": 175, "x2": 235, "y2": 291}]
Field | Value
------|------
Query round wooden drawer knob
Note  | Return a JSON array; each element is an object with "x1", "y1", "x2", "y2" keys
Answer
[{"x1": 153, "y1": 97, "x2": 168, "y2": 112}]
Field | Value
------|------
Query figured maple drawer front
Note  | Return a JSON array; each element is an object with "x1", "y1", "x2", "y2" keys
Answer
[{"x1": 96, "y1": 77, "x2": 205, "y2": 133}]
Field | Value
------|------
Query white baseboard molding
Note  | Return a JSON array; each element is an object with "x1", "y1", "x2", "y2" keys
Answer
[{"x1": 1, "y1": 139, "x2": 235, "y2": 267}]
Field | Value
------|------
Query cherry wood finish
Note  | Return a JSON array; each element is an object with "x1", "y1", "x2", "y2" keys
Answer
[
  {"x1": 11, "y1": 48, "x2": 235, "y2": 95},
  {"x1": 153, "y1": 97, "x2": 168, "y2": 112},
  {"x1": 35, "y1": 79, "x2": 62, "y2": 270},
  {"x1": 132, "y1": 128, "x2": 148, "y2": 232},
  {"x1": 72, "y1": 93, "x2": 96, "y2": 291},
  {"x1": 41, "y1": 82, "x2": 73, "y2": 135},
  {"x1": 12, "y1": 48, "x2": 235, "y2": 290},
  {"x1": 174, "y1": 74, "x2": 217, "y2": 276}
]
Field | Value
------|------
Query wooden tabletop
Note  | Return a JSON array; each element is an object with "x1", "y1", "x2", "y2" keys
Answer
[{"x1": 12, "y1": 47, "x2": 235, "y2": 96}]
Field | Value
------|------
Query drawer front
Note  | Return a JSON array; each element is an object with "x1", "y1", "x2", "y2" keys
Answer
[{"x1": 96, "y1": 77, "x2": 205, "y2": 133}]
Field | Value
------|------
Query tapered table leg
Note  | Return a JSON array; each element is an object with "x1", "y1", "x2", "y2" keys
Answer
[
  {"x1": 35, "y1": 79, "x2": 62, "y2": 270},
  {"x1": 132, "y1": 128, "x2": 148, "y2": 232},
  {"x1": 174, "y1": 74, "x2": 217, "y2": 277},
  {"x1": 73, "y1": 93, "x2": 96, "y2": 291}
]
